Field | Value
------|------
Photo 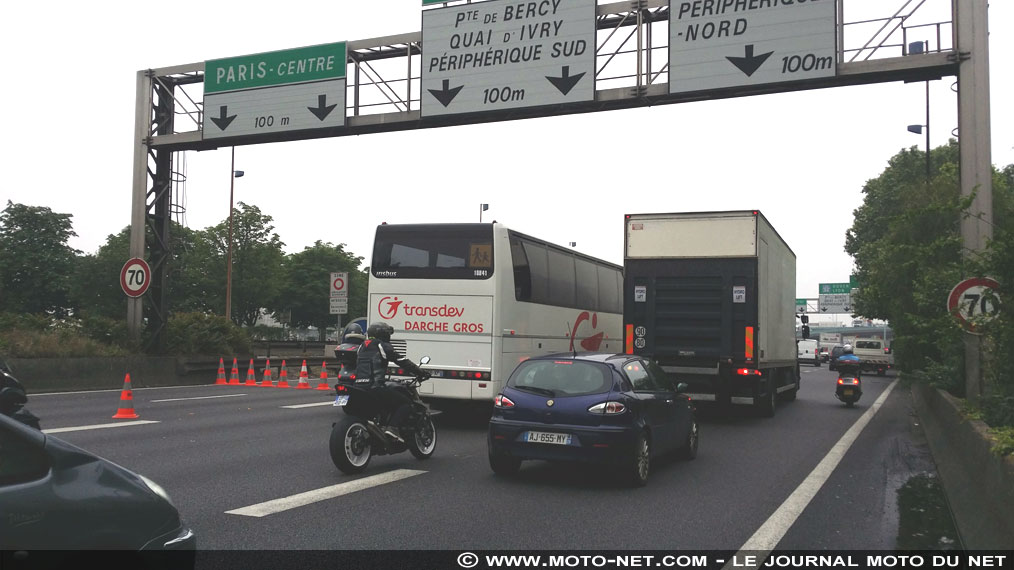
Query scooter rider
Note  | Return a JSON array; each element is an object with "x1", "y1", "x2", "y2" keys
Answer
[
  {"x1": 355, "y1": 323, "x2": 430, "y2": 430},
  {"x1": 835, "y1": 344, "x2": 862, "y2": 378}
]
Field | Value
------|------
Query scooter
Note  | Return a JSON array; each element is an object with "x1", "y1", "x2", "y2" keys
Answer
[
  {"x1": 835, "y1": 364, "x2": 863, "y2": 408},
  {"x1": 329, "y1": 355, "x2": 437, "y2": 474}
]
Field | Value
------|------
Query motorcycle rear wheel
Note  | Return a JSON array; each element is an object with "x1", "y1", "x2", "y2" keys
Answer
[
  {"x1": 330, "y1": 416, "x2": 372, "y2": 473},
  {"x1": 407, "y1": 414, "x2": 437, "y2": 459}
]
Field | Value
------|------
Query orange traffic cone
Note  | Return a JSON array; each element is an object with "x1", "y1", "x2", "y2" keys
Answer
[
  {"x1": 276, "y1": 360, "x2": 291, "y2": 388},
  {"x1": 259, "y1": 358, "x2": 274, "y2": 387},
  {"x1": 244, "y1": 359, "x2": 258, "y2": 386},
  {"x1": 112, "y1": 373, "x2": 140, "y2": 419},
  {"x1": 229, "y1": 358, "x2": 241, "y2": 385},
  {"x1": 215, "y1": 358, "x2": 228, "y2": 385},
  {"x1": 316, "y1": 361, "x2": 332, "y2": 390},
  {"x1": 296, "y1": 360, "x2": 311, "y2": 389}
]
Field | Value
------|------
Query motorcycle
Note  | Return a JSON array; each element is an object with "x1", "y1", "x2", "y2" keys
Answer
[
  {"x1": 1, "y1": 360, "x2": 42, "y2": 429},
  {"x1": 834, "y1": 364, "x2": 863, "y2": 408},
  {"x1": 329, "y1": 355, "x2": 437, "y2": 473}
]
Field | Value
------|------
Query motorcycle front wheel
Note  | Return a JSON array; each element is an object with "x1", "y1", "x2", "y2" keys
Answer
[
  {"x1": 330, "y1": 415, "x2": 372, "y2": 473},
  {"x1": 407, "y1": 414, "x2": 437, "y2": 460}
]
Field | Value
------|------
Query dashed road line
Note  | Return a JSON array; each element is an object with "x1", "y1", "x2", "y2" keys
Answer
[
  {"x1": 43, "y1": 420, "x2": 161, "y2": 434},
  {"x1": 225, "y1": 469, "x2": 426, "y2": 517}
]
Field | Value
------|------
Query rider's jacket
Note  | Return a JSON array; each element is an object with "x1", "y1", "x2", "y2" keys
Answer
[{"x1": 354, "y1": 339, "x2": 420, "y2": 385}]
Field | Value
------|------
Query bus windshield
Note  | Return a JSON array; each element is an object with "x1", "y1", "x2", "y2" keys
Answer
[{"x1": 371, "y1": 224, "x2": 494, "y2": 280}]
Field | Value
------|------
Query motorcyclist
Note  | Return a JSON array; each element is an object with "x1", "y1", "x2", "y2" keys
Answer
[
  {"x1": 835, "y1": 344, "x2": 862, "y2": 378},
  {"x1": 355, "y1": 323, "x2": 430, "y2": 432}
]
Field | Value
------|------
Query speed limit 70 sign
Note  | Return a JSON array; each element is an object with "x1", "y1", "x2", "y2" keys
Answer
[
  {"x1": 120, "y1": 258, "x2": 152, "y2": 298},
  {"x1": 948, "y1": 277, "x2": 1000, "y2": 330}
]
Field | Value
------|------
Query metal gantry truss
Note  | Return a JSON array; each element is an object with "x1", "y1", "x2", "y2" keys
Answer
[{"x1": 130, "y1": 0, "x2": 987, "y2": 352}]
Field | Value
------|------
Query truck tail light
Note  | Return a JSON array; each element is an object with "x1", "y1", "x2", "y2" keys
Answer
[{"x1": 737, "y1": 368, "x2": 762, "y2": 376}]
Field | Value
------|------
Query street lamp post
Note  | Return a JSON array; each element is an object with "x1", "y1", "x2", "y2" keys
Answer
[
  {"x1": 906, "y1": 41, "x2": 931, "y2": 182},
  {"x1": 225, "y1": 147, "x2": 244, "y2": 322}
]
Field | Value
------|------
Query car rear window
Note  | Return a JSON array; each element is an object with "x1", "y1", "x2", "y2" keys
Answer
[{"x1": 507, "y1": 360, "x2": 612, "y2": 396}]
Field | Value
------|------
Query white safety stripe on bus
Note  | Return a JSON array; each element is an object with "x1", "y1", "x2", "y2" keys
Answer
[
  {"x1": 224, "y1": 469, "x2": 426, "y2": 517},
  {"x1": 43, "y1": 420, "x2": 161, "y2": 434},
  {"x1": 722, "y1": 378, "x2": 899, "y2": 570}
]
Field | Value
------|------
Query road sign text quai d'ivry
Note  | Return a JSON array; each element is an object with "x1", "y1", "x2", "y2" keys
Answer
[
  {"x1": 421, "y1": 0, "x2": 595, "y2": 117},
  {"x1": 203, "y1": 42, "x2": 347, "y2": 141}
]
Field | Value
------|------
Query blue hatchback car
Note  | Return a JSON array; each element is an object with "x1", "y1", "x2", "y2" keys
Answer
[{"x1": 488, "y1": 353, "x2": 698, "y2": 486}]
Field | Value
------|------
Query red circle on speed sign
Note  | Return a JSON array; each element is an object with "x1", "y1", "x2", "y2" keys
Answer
[
  {"x1": 120, "y1": 258, "x2": 152, "y2": 298},
  {"x1": 333, "y1": 276, "x2": 345, "y2": 291},
  {"x1": 947, "y1": 277, "x2": 1000, "y2": 330}
]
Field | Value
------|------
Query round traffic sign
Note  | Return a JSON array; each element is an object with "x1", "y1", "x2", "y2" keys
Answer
[
  {"x1": 947, "y1": 277, "x2": 1000, "y2": 330},
  {"x1": 332, "y1": 276, "x2": 345, "y2": 292},
  {"x1": 120, "y1": 258, "x2": 152, "y2": 298}
]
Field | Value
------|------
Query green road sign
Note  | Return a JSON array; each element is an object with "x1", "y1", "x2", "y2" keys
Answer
[
  {"x1": 819, "y1": 282, "x2": 851, "y2": 295},
  {"x1": 205, "y1": 42, "x2": 347, "y2": 94}
]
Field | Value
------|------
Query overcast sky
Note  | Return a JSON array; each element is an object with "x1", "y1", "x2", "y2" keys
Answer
[{"x1": 2, "y1": 0, "x2": 1010, "y2": 325}]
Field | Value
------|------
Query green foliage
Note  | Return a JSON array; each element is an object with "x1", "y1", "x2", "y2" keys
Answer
[
  {"x1": 0, "y1": 317, "x2": 128, "y2": 358},
  {"x1": 846, "y1": 142, "x2": 965, "y2": 376},
  {"x1": 987, "y1": 427, "x2": 1014, "y2": 457},
  {"x1": 165, "y1": 312, "x2": 252, "y2": 356},
  {"x1": 272, "y1": 240, "x2": 368, "y2": 341},
  {"x1": 0, "y1": 201, "x2": 80, "y2": 317}
]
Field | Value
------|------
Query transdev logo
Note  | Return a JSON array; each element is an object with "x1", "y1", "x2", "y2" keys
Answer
[{"x1": 378, "y1": 296, "x2": 404, "y2": 320}]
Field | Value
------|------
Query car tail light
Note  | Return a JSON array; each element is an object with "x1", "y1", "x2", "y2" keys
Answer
[
  {"x1": 588, "y1": 401, "x2": 626, "y2": 414},
  {"x1": 494, "y1": 394, "x2": 515, "y2": 408},
  {"x1": 336, "y1": 384, "x2": 347, "y2": 392}
]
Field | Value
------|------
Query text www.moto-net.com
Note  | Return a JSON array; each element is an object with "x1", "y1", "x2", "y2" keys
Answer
[{"x1": 458, "y1": 554, "x2": 714, "y2": 569}]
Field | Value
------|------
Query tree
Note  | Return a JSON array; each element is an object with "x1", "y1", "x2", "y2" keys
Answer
[
  {"x1": 274, "y1": 241, "x2": 368, "y2": 341},
  {"x1": 203, "y1": 202, "x2": 285, "y2": 326},
  {"x1": 845, "y1": 142, "x2": 966, "y2": 377},
  {"x1": 0, "y1": 201, "x2": 79, "y2": 317}
]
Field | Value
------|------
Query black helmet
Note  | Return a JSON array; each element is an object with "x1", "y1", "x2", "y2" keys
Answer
[
  {"x1": 341, "y1": 323, "x2": 365, "y2": 344},
  {"x1": 367, "y1": 322, "x2": 394, "y2": 342}
]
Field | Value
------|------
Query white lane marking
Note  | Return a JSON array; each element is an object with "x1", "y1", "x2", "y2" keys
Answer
[
  {"x1": 724, "y1": 378, "x2": 899, "y2": 570},
  {"x1": 43, "y1": 420, "x2": 161, "y2": 434},
  {"x1": 31, "y1": 384, "x2": 226, "y2": 397},
  {"x1": 225, "y1": 469, "x2": 426, "y2": 517},
  {"x1": 151, "y1": 394, "x2": 248, "y2": 403},
  {"x1": 281, "y1": 401, "x2": 335, "y2": 409}
]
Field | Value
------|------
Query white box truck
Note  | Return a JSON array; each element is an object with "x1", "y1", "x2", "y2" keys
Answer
[{"x1": 623, "y1": 210, "x2": 799, "y2": 416}]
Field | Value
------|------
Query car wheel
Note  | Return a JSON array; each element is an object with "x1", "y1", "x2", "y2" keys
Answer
[
  {"x1": 488, "y1": 448, "x2": 521, "y2": 476},
  {"x1": 624, "y1": 432, "x2": 651, "y2": 487},
  {"x1": 678, "y1": 416, "x2": 698, "y2": 461}
]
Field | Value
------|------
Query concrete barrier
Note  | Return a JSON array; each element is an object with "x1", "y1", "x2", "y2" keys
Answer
[
  {"x1": 8, "y1": 356, "x2": 231, "y2": 391},
  {"x1": 911, "y1": 382, "x2": 1014, "y2": 548}
]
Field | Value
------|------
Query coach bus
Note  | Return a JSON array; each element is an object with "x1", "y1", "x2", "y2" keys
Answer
[{"x1": 367, "y1": 222, "x2": 623, "y2": 404}]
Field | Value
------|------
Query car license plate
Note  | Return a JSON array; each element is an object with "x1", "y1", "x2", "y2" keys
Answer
[
  {"x1": 333, "y1": 395, "x2": 349, "y2": 407},
  {"x1": 525, "y1": 431, "x2": 572, "y2": 445},
  {"x1": 842, "y1": 389, "x2": 853, "y2": 396}
]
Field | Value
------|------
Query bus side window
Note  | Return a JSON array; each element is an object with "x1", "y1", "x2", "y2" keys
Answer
[{"x1": 511, "y1": 238, "x2": 532, "y2": 301}]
